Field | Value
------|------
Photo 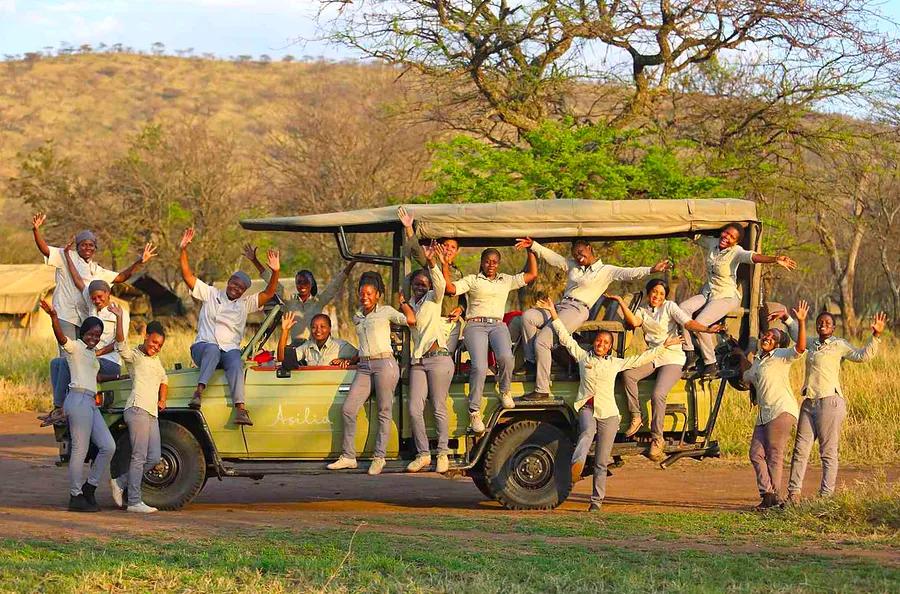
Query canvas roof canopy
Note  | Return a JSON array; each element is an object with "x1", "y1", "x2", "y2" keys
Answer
[
  {"x1": 241, "y1": 199, "x2": 758, "y2": 242},
  {"x1": 0, "y1": 264, "x2": 56, "y2": 315}
]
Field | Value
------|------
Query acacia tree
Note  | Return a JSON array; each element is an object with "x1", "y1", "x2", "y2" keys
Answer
[{"x1": 322, "y1": 0, "x2": 896, "y2": 139}]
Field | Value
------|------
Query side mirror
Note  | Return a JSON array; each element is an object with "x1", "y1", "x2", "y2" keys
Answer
[
  {"x1": 174, "y1": 362, "x2": 183, "y2": 370},
  {"x1": 276, "y1": 366, "x2": 292, "y2": 379}
]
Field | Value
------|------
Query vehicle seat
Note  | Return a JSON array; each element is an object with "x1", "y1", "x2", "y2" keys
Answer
[{"x1": 576, "y1": 292, "x2": 643, "y2": 357}]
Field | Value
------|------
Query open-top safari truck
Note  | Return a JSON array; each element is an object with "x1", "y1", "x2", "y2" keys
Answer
[{"x1": 56, "y1": 198, "x2": 762, "y2": 510}]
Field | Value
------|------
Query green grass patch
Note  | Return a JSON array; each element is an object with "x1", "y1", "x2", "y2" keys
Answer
[{"x1": 0, "y1": 524, "x2": 896, "y2": 593}]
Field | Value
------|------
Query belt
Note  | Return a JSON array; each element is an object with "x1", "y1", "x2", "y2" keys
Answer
[
  {"x1": 68, "y1": 387, "x2": 96, "y2": 396},
  {"x1": 360, "y1": 352, "x2": 393, "y2": 362},
  {"x1": 467, "y1": 317, "x2": 502, "y2": 324},
  {"x1": 422, "y1": 348, "x2": 451, "y2": 359},
  {"x1": 562, "y1": 296, "x2": 590, "y2": 309}
]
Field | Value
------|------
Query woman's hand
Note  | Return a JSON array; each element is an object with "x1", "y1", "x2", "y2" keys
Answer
[
  {"x1": 422, "y1": 241, "x2": 437, "y2": 267},
  {"x1": 281, "y1": 311, "x2": 296, "y2": 331},
  {"x1": 775, "y1": 255, "x2": 797, "y2": 271},
  {"x1": 705, "y1": 322, "x2": 726, "y2": 334},
  {"x1": 433, "y1": 242, "x2": 446, "y2": 264},
  {"x1": 398, "y1": 206, "x2": 414, "y2": 229},
  {"x1": 157, "y1": 399, "x2": 167, "y2": 412},
  {"x1": 107, "y1": 302, "x2": 124, "y2": 318},
  {"x1": 242, "y1": 243, "x2": 258, "y2": 262},
  {"x1": 39, "y1": 300, "x2": 57, "y2": 317},
  {"x1": 331, "y1": 358, "x2": 352, "y2": 369},
  {"x1": 179, "y1": 227, "x2": 195, "y2": 250},
  {"x1": 872, "y1": 312, "x2": 887, "y2": 337},
  {"x1": 651, "y1": 259, "x2": 673, "y2": 273},
  {"x1": 603, "y1": 293, "x2": 625, "y2": 304},
  {"x1": 266, "y1": 248, "x2": 281, "y2": 272},
  {"x1": 535, "y1": 297, "x2": 557, "y2": 316},
  {"x1": 32, "y1": 212, "x2": 46, "y2": 230},
  {"x1": 792, "y1": 299, "x2": 809, "y2": 321},
  {"x1": 446, "y1": 306, "x2": 463, "y2": 323},
  {"x1": 514, "y1": 237, "x2": 534, "y2": 251},
  {"x1": 766, "y1": 309, "x2": 788, "y2": 323},
  {"x1": 141, "y1": 242, "x2": 158, "y2": 264},
  {"x1": 664, "y1": 335, "x2": 685, "y2": 348}
]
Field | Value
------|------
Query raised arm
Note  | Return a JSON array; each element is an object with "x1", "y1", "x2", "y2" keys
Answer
[
  {"x1": 437, "y1": 244, "x2": 460, "y2": 295},
  {"x1": 39, "y1": 300, "x2": 67, "y2": 346},
  {"x1": 516, "y1": 238, "x2": 568, "y2": 271},
  {"x1": 397, "y1": 293, "x2": 417, "y2": 327},
  {"x1": 619, "y1": 339, "x2": 681, "y2": 372},
  {"x1": 113, "y1": 243, "x2": 158, "y2": 284},
  {"x1": 792, "y1": 300, "x2": 809, "y2": 355},
  {"x1": 605, "y1": 294, "x2": 641, "y2": 329},
  {"x1": 242, "y1": 244, "x2": 266, "y2": 275},
  {"x1": 751, "y1": 253, "x2": 797, "y2": 270},
  {"x1": 276, "y1": 311, "x2": 296, "y2": 362},
  {"x1": 399, "y1": 206, "x2": 427, "y2": 267},
  {"x1": 179, "y1": 227, "x2": 197, "y2": 290},
  {"x1": 424, "y1": 243, "x2": 446, "y2": 303},
  {"x1": 843, "y1": 312, "x2": 885, "y2": 362},
  {"x1": 258, "y1": 249, "x2": 281, "y2": 307},
  {"x1": 63, "y1": 242, "x2": 86, "y2": 292},
  {"x1": 108, "y1": 302, "x2": 126, "y2": 344},
  {"x1": 609, "y1": 258, "x2": 671, "y2": 282},
  {"x1": 521, "y1": 247, "x2": 538, "y2": 285},
  {"x1": 32, "y1": 213, "x2": 50, "y2": 258},
  {"x1": 318, "y1": 260, "x2": 356, "y2": 306}
]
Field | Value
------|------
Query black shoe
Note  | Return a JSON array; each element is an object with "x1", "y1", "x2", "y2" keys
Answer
[
  {"x1": 513, "y1": 361, "x2": 536, "y2": 377},
  {"x1": 696, "y1": 363, "x2": 718, "y2": 379},
  {"x1": 587, "y1": 503, "x2": 602, "y2": 512},
  {"x1": 754, "y1": 492, "x2": 780, "y2": 511},
  {"x1": 684, "y1": 350, "x2": 698, "y2": 369},
  {"x1": 68, "y1": 493, "x2": 99, "y2": 513},
  {"x1": 188, "y1": 391, "x2": 202, "y2": 410},
  {"x1": 522, "y1": 391, "x2": 549, "y2": 401},
  {"x1": 81, "y1": 482, "x2": 97, "y2": 507}
]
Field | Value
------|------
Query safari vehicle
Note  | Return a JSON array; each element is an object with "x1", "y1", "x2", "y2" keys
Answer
[{"x1": 56, "y1": 198, "x2": 762, "y2": 510}]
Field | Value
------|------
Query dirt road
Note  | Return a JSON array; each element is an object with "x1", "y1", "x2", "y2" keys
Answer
[{"x1": 0, "y1": 412, "x2": 892, "y2": 542}]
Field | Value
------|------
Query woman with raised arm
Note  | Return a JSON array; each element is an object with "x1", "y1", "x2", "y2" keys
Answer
[
  {"x1": 327, "y1": 272, "x2": 416, "y2": 475},
  {"x1": 277, "y1": 311, "x2": 358, "y2": 369},
  {"x1": 680, "y1": 223, "x2": 797, "y2": 377},
  {"x1": 179, "y1": 227, "x2": 280, "y2": 426},
  {"x1": 770, "y1": 309, "x2": 885, "y2": 503},
  {"x1": 742, "y1": 300, "x2": 809, "y2": 510},
  {"x1": 443, "y1": 244, "x2": 538, "y2": 433},
  {"x1": 612, "y1": 279, "x2": 725, "y2": 463},
  {"x1": 534, "y1": 297, "x2": 682, "y2": 511},
  {"x1": 405, "y1": 243, "x2": 454, "y2": 474},
  {"x1": 39, "y1": 300, "x2": 115, "y2": 512},
  {"x1": 108, "y1": 304, "x2": 168, "y2": 514},
  {"x1": 244, "y1": 243, "x2": 355, "y2": 346}
]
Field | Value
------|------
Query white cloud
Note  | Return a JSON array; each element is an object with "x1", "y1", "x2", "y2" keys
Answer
[
  {"x1": 0, "y1": 0, "x2": 16, "y2": 13},
  {"x1": 72, "y1": 15, "x2": 122, "y2": 39}
]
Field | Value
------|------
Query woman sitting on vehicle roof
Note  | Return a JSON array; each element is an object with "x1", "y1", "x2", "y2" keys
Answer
[
  {"x1": 680, "y1": 223, "x2": 797, "y2": 378},
  {"x1": 442, "y1": 245, "x2": 538, "y2": 434},
  {"x1": 327, "y1": 271, "x2": 416, "y2": 475},
  {"x1": 178, "y1": 227, "x2": 281, "y2": 427},
  {"x1": 612, "y1": 280, "x2": 726, "y2": 463},
  {"x1": 534, "y1": 297, "x2": 682, "y2": 512},
  {"x1": 277, "y1": 311, "x2": 358, "y2": 369},
  {"x1": 245, "y1": 243, "x2": 355, "y2": 347},
  {"x1": 742, "y1": 300, "x2": 808, "y2": 511},
  {"x1": 405, "y1": 244, "x2": 454, "y2": 474}
]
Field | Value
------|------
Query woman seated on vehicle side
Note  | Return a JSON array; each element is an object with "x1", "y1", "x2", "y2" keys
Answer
[
  {"x1": 277, "y1": 312, "x2": 358, "y2": 369},
  {"x1": 326, "y1": 272, "x2": 416, "y2": 475}
]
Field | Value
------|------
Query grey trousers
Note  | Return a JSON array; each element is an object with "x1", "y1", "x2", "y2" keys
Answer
[
  {"x1": 51, "y1": 358, "x2": 120, "y2": 408},
  {"x1": 749, "y1": 411, "x2": 796, "y2": 499},
  {"x1": 679, "y1": 295, "x2": 740, "y2": 365},
  {"x1": 341, "y1": 358, "x2": 399, "y2": 458},
  {"x1": 446, "y1": 321, "x2": 462, "y2": 357},
  {"x1": 621, "y1": 363, "x2": 683, "y2": 438},
  {"x1": 190, "y1": 342, "x2": 246, "y2": 404},
  {"x1": 788, "y1": 396, "x2": 847, "y2": 497},
  {"x1": 123, "y1": 407, "x2": 161, "y2": 506},
  {"x1": 521, "y1": 300, "x2": 590, "y2": 393},
  {"x1": 590, "y1": 415, "x2": 620, "y2": 506},
  {"x1": 57, "y1": 319, "x2": 79, "y2": 357},
  {"x1": 572, "y1": 404, "x2": 596, "y2": 466},
  {"x1": 463, "y1": 321, "x2": 514, "y2": 412},
  {"x1": 64, "y1": 389, "x2": 115, "y2": 497},
  {"x1": 409, "y1": 355, "x2": 454, "y2": 455}
]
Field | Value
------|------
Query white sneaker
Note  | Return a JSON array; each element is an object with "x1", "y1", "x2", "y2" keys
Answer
[
  {"x1": 326, "y1": 456, "x2": 358, "y2": 470},
  {"x1": 127, "y1": 502, "x2": 158, "y2": 514},
  {"x1": 109, "y1": 476, "x2": 125, "y2": 508},
  {"x1": 406, "y1": 454, "x2": 431, "y2": 473},
  {"x1": 368, "y1": 457, "x2": 386, "y2": 475},
  {"x1": 469, "y1": 412, "x2": 485, "y2": 434},
  {"x1": 436, "y1": 453, "x2": 449, "y2": 474},
  {"x1": 500, "y1": 392, "x2": 515, "y2": 409}
]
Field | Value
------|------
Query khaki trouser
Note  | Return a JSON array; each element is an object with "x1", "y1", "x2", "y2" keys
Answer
[
  {"x1": 408, "y1": 355, "x2": 454, "y2": 455},
  {"x1": 341, "y1": 358, "x2": 399, "y2": 459},
  {"x1": 679, "y1": 295, "x2": 740, "y2": 365},
  {"x1": 749, "y1": 412, "x2": 795, "y2": 499},
  {"x1": 621, "y1": 363, "x2": 683, "y2": 439},
  {"x1": 521, "y1": 300, "x2": 590, "y2": 394},
  {"x1": 590, "y1": 415, "x2": 620, "y2": 506},
  {"x1": 788, "y1": 396, "x2": 847, "y2": 497}
]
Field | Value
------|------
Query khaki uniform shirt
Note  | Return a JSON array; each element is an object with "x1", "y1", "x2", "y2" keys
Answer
[
  {"x1": 784, "y1": 317, "x2": 880, "y2": 399},
  {"x1": 453, "y1": 272, "x2": 527, "y2": 320},
  {"x1": 404, "y1": 236, "x2": 465, "y2": 318},
  {"x1": 552, "y1": 319, "x2": 667, "y2": 419},
  {"x1": 697, "y1": 235, "x2": 755, "y2": 300},
  {"x1": 82, "y1": 288, "x2": 129, "y2": 366},
  {"x1": 353, "y1": 304, "x2": 408, "y2": 357},
  {"x1": 295, "y1": 337, "x2": 358, "y2": 366},
  {"x1": 62, "y1": 338, "x2": 100, "y2": 393},
  {"x1": 410, "y1": 264, "x2": 451, "y2": 360},
  {"x1": 531, "y1": 241, "x2": 652, "y2": 307},
  {"x1": 45, "y1": 247, "x2": 118, "y2": 325},
  {"x1": 191, "y1": 279, "x2": 262, "y2": 352},
  {"x1": 635, "y1": 301, "x2": 691, "y2": 367},
  {"x1": 742, "y1": 347, "x2": 801, "y2": 426},
  {"x1": 265, "y1": 267, "x2": 349, "y2": 344},
  {"x1": 117, "y1": 342, "x2": 168, "y2": 417}
]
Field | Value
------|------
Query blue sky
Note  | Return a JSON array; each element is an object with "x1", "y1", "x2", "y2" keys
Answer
[{"x1": 0, "y1": 0, "x2": 897, "y2": 62}]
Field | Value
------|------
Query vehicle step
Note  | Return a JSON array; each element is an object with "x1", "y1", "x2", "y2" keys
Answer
[{"x1": 220, "y1": 460, "x2": 465, "y2": 477}]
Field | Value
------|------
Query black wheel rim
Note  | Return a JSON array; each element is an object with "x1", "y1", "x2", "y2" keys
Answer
[
  {"x1": 144, "y1": 445, "x2": 181, "y2": 488},
  {"x1": 509, "y1": 445, "x2": 554, "y2": 490}
]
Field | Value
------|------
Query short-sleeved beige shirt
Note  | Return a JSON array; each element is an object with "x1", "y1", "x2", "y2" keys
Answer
[
  {"x1": 698, "y1": 236, "x2": 755, "y2": 300},
  {"x1": 742, "y1": 347, "x2": 801, "y2": 426},
  {"x1": 191, "y1": 279, "x2": 262, "y2": 352},
  {"x1": 353, "y1": 304, "x2": 408, "y2": 357},
  {"x1": 62, "y1": 338, "x2": 100, "y2": 393},
  {"x1": 45, "y1": 247, "x2": 118, "y2": 325},
  {"x1": 453, "y1": 272, "x2": 527, "y2": 319},
  {"x1": 117, "y1": 342, "x2": 168, "y2": 417},
  {"x1": 635, "y1": 301, "x2": 692, "y2": 367}
]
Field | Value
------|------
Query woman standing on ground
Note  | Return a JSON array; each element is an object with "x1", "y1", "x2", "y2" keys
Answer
[
  {"x1": 742, "y1": 300, "x2": 808, "y2": 510},
  {"x1": 442, "y1": 245, "x2": 538, "y2": 433},
  {"x1": 327, "y1": 272, "x2": 416, "y2": 475}
]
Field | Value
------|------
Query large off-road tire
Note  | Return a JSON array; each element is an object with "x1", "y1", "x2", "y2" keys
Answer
[
  {"x1": 482, "y1": 420, "x2": 573, "y2": 510},
  {"x1": 138, "y1": 420, "x2": 207, "y2": 511},
  {"x1": 469, "y1": 468, "x2": 494, "y2": 499}
]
